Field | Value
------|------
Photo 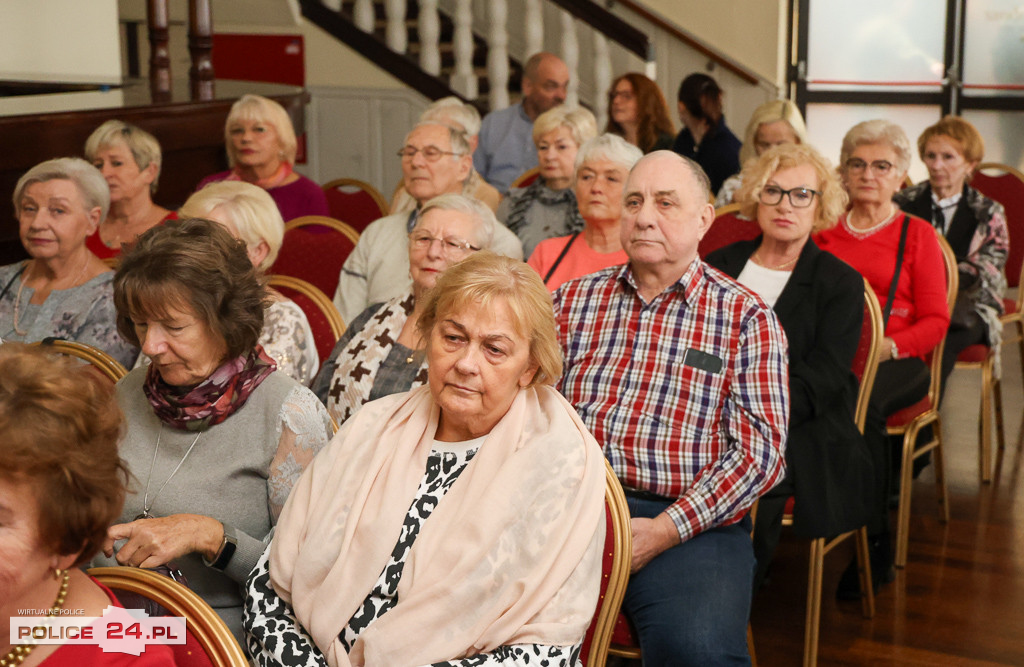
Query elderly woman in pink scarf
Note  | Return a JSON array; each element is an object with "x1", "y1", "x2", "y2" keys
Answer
[{"x1": 243, "y1": 251, "x2": 605, "y2": 667}]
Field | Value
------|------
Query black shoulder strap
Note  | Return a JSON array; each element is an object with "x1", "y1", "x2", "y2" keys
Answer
[
  {"x1": 0, "y1": 263, "x2": 27, "y2": 303},
  {"x1": 543, "y1": 233, "x2": 580, "y2": 284},
  {"x1": 883, "y1": 215, "x2": 911, "y2": 328}
]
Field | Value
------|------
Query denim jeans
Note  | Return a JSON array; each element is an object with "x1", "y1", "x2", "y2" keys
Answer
[{"x1": 621, "y1": 496, "x2": 755, "y2": 666}]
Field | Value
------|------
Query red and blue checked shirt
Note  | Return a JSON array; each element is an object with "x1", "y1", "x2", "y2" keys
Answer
[{"x1": 554, "y1": 260, "x2": 789, "y2": 542}]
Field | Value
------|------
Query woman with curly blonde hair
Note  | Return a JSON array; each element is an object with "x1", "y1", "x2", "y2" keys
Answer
[{"x1": 706, "y1": 143, "x2": 873, "y2": 597}]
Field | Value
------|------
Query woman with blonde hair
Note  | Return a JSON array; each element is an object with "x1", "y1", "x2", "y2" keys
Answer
[
  {"x1": 84, "y1": 119, "x2": 178, "y2": 259},
  {"x1": 245, "y1": 251, "x2": 605, "y2": 666},
  {"x1": 715, "y1": 99, "x2": 809, "y2": 206},
  {"x1": 497, "y1": 105, "x2": 598, "y2": 257},
  {"x1": 180, "y1": 181, "x2": 319, "y2": 384},
  {"x1": 197, "y1": 94, "x2": 329, "y2": 221},
  {"x1": 706, "y1": 143, "x2": 873, "y2": 595}
]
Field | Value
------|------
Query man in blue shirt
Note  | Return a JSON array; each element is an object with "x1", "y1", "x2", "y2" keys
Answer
[{"x1": 474, "y1": 52, "x2": 569, "y2": 193}]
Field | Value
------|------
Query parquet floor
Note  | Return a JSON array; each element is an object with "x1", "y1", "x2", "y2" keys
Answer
[{"x1": 750, "y1": 335, "x2": 1024, "y2": 665}]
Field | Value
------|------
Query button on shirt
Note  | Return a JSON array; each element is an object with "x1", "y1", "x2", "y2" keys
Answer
[{"x1": 554, "y1": 260, "x2": 789, "y2": 542}]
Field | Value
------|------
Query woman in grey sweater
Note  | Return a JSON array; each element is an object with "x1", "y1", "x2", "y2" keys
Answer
[{"x1": 93, "y1": 218, "x2": 332, "y2": 644}]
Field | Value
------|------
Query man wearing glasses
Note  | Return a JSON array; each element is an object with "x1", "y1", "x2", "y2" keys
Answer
[{"x1": 333, "y1": 122, "x2": 522, "y2": 324}]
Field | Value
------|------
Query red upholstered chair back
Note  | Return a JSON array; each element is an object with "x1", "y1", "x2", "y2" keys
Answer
[
  {"x1": 579, "y1": 460, "x2": 632, "y2": 667},
  {"x1": 509, "y1": 167, "x2": 541, "y2": 190},
  {"x1": 272, "y1": 216, "x2": 360, "y2": 299},
  {"x1": 266, "y1": 275, "x2": 345, "y2": 363},
  {"x1": 972, "y1": 164, "x2": 1024, "y2": 288},
  {"x1": 699, "y1": 204, "x2": 761, "y2": 259},
  {"x1": 321, "y1": 178, "x2": 389, "y2": 233}
]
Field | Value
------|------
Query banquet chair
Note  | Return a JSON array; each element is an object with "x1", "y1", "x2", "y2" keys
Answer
[
  {"x1": 953, "y1": 333, "x2": 1005, "y2": 484},
  {"x1": 972, "y1": 163, "x2": 1024, "y2": 383},
  {"x1": 33, "y1": 338, "x2": 128, "y2": 383},
  {"x1": 887, "y1": 232, "x2": 957, "y2": 568},
  {"x1": 272, "y1": 216, "x2": 360, "y2": 299},
  {"x1": 267, "y1": 274, "x2": 346, "y2": 365},
  {"x1": 321, "y1": 178, "x2": 389, "y2": 232},
  {"x1": 778, "y1": 278, "x2": 882, "y2": 667},
  {"x1": 509, "y1": 167, "x2": 541, "y2": 190},
  {"x1": 698, "y1": 204, "x2": 761, "y2": 259},
  {"x1": 578, "y1": 460, "x2": 632, "y2": 667},
  {"x1": 88, "y1": 566, "x2": 248, "y2": 667}
]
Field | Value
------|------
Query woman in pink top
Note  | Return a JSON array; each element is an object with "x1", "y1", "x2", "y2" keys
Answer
[{"x1": 528, "y1": 134, "x2": 643, "y2": 291}]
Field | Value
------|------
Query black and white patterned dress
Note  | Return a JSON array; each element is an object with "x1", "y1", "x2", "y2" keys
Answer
[{"x1": 245, "y1": 438, "x2": 581, "y2": 667}]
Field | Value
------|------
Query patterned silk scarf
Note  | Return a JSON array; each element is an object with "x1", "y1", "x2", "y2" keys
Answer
[
  {"x1": 144, "y1": 346, "x2": 277, "y2": 431},
  {"x1": 504, "y1": 179, "x2": 585, "y2": 239},
  {"x1": 225, "y1": 162, "x2": 294, "y2": 190},
  {"x1": 327, "y1": 293, "x2": 428, "y2": 424}
]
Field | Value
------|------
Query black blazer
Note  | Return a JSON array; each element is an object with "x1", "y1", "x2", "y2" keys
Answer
[{"x1": 706, "y1": 237, "x2": 873, "y2": 537}]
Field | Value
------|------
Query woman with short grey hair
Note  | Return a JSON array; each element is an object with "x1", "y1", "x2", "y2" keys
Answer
[
  {"x1": 527, "y1": 133, "x2": 643, "y2": 291},
  {"x1": 313, "y1": 193, "x2": 498, "y2": 424},
  {"x1": 0, "y1": 157, "x2": 137, "y2": 366}
]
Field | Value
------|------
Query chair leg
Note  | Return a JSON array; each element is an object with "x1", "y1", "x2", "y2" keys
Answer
[
  {"x1": 933, "y1": 417, "x2": 950, "y2": 524},
  {"x1": 1016, "y1": 320, "x2": 1024, "y2": 385},
  {"x1": 895, "y1": 424, "x2": 918, "y2": 569},
  {"x1": 748, "y1": 624, "x2": 757, "y2": 667},
  {"x1": 854, "y1": 527, "x2": 875, "y2": 619},
  {"x1": 980, "y1": 357, "x2": 993, "y2": 483},
  {"x1": 803, "y1": 538, "x2": 825, "y2": 667},
  {"x1": 993, "y1": 374, "x2": 1006, "y2": 453}
]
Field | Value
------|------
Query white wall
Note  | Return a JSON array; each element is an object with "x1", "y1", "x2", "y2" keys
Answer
[{"x1": 1, "y1": 0, "x2": 122, "y2": 84}]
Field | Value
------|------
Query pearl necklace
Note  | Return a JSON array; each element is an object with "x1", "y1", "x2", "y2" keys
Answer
[
  {"x1": 1, "y1": 569, "x2": 69, "y2": 666},
  {"x1": 12, "y1": 257, "x2": 91, "y2": 336},
  {"x1": 844, "y1": 204, "x2": 899, "y2": 239}
]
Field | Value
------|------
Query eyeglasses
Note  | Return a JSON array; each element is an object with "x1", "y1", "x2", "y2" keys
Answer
[
  {"x1": 397, "y1": 146, "x2": 462, "y2": 161},
  {"x1": 845, "y1": 158, "x2": 894, "y2": 175},
  {"x1": 409, "y1": 232, "x2": 480, "y2": 256},
  {"x1": 758, "y1": 184, "x2": 820, "y2": 208}
]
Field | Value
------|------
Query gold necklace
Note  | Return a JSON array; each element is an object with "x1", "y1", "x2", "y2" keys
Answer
[
  {"x1": 753, "y1": 249, "x2": 799, "y2": 271},
  {"x1": 1, "y1": 569, "x2": 69, "y2": 666},
  {"x1": 12, "y1": 256, "x2": 91, "y2": 336}
]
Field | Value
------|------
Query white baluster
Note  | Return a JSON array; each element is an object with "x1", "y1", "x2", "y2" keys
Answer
[
  {"x1": 450, "y1": 0, "x2": 477, "y2": 99},
  {"x1": 524, "y1": 0, "x2": 543, "y2": 57},
  {"x1": 645, "y1": 60, "x2": 657, "y2": 81},
  {"x1": 559, "y1": 11, "x2": 579, "y2": 108},
  {"x1": 593, "y1": 32, "x2": 611, "y2": 130},
  {"x1": 353, "y1": 0, "x2": 374, "y2": 33},
  {"x1": 384, "y1": 0, "x2": 407, "y2": 53},
  {"x1": 488, "y1": 0, "x2": 510, "y2": 111},
  {"x1": 419, "y1": 0, "x2": 441, "y2": 76}
]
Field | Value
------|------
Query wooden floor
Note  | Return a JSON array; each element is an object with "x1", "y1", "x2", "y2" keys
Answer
[{"x1": 750, "y1": 334, "x2": 1024, "y2": 665}]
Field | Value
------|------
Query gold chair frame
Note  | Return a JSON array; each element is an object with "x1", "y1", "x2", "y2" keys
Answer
[
  {"x1": 88, "y1": 566, "x2": 248, "y2": 667},
  {"x1": 284, "y1": 215, "x2": 361, "y2": 246},
  {"x1": 888, "y1": 232, "x2": 956, "y2": 568},
  {"x1": 586, "y1": 460, "x2": 632, "y2": 667},
  {"x1": 322, "y1": 177, "x2": 389, "y2": 213},
  {"x1": 266, "y1": 274, "x2": 346, "y2": 340},
  {"x1": 779, "y1": 278, "x2": 882, "y2": 667},
  {"x1": 33, "y1": 339, "x2": 128, "y2": 383}
]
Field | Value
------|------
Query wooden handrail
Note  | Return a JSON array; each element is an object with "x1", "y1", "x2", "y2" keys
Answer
[
  {"x1": 546, "y1": 0, "x2": 652, "y2": 62},
  {"x1": 298, "y1": 0, "x2": 464, "y2": 101},
  {"x1": 610, "y1": 0, "x2": 760, "y2": 85}
]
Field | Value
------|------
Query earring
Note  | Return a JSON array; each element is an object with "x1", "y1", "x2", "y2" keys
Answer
[{"x1": 53, "y1": 568, "x2": 64, "y2": 580}]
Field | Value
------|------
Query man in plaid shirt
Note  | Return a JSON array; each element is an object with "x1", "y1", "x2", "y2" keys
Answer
[{"x1": 554, "y1": 151, "x2": 789, "y2": 665}]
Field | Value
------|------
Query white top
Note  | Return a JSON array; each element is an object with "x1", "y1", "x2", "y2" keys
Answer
[{"x1": 736, "y1": 260, "x2": 792, "y2": 308}]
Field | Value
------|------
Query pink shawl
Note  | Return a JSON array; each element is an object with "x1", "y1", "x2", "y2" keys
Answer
[{"x1": 269, "y1": 384, "x2": 605, "y2": 667}]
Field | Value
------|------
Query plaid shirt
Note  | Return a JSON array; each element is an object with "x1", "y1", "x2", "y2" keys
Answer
[{"x1": 554, "y1": 260, "x2": 789, "y2": 542}]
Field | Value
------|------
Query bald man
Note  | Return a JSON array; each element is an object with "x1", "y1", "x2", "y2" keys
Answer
[
  {"x1": 554, "y1": 151, "x2": 789, "y2": 665},
  {"x1": 474, "y1": 52, "x2": 569, "y2": 193}
]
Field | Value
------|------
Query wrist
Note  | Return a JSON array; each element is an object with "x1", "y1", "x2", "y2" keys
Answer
[
  {"x1": 202, "y1": 521, "x2": 237, "y2": 570},
  {"x1": 198, "y1": 517, "x2": 225, "y2": 561}
]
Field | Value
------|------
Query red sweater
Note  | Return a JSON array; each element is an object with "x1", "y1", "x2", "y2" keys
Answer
[{"x1": 815, "y1": 212, "x2": 949, "y2": 359}]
